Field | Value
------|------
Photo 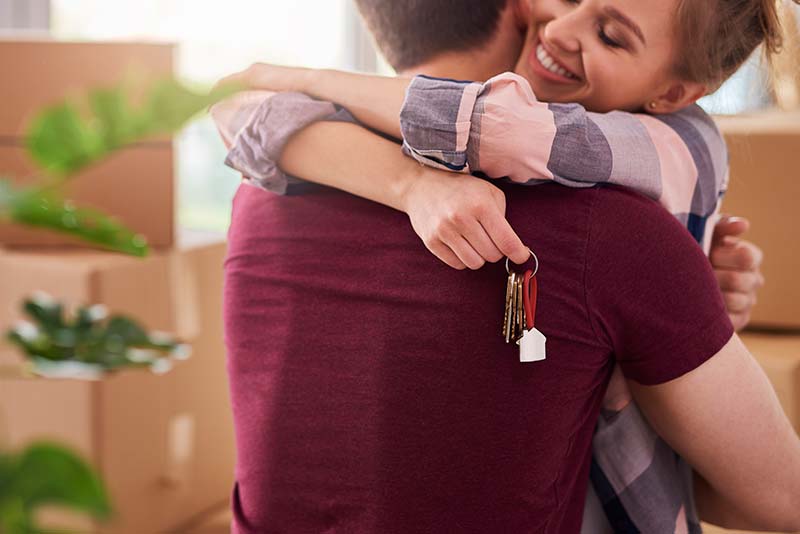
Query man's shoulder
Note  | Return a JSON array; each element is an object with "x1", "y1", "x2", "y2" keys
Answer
[
  {"x1": 587, "y1": 184, "x2": 712, "y2": 288},
  {"x1": 592, "y1": 184, "x2": 695, "y2": 239}
]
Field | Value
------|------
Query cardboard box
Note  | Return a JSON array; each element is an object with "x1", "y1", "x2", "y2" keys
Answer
[
  {"x1": 717, "y1": 111, "x2": 800, "y2": 329},
  {"x1": 0, "y1": 38, "x2": 176, "y2": 248},
  {"x1": 0, "y1": 231, "x2": 234, "y2": 534},
  {"x1": 741, "y1": 333, "x2": 800, "y2": 434}
]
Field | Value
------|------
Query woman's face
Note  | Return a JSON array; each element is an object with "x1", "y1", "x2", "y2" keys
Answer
[{"x1": 514, "y1": 0, "x2": 684, "y2": 112}]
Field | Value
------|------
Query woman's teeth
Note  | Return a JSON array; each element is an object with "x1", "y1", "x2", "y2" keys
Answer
[{"x1": 536, "y1": 45, "x2": 577, "y2": 80}]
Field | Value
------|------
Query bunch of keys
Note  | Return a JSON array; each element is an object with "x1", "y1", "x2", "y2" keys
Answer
[{"x1": 502, "y1": 249, "x2": 547, "y2": 363}]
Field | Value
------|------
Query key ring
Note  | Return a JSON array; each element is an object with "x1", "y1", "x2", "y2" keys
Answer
[{"x1": 506, "y1": 248, "x2": 539, "y2": 278}]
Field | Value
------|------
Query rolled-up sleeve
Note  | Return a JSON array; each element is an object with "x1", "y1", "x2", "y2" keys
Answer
[
  {"x1": 399, "y1": 75, "x2": 483, "y2": 173},
  {"x1": 213, "y1": 92, "x2": 354, "y2": 195},
  {"x1": 400, "y1": 73, "x2": 557, "y2": 181}
]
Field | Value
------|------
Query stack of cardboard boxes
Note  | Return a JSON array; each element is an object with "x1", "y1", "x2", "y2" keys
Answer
[
  {"x1": 0, "y1": 40, "x2": 234, "y2": 533},
  {"x1": 718, "y1": 111, "x2": 800, "y2": 437},
  {"x1": 715, "y1": 116, "x2": 799, "y2": 534}
]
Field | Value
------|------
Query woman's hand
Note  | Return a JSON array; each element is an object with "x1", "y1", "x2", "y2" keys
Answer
[
  {"x1": 216, "y1": 63, "x2": 312, "y2": 94},
  {"x1": 400, "y1": 170, "x2": 530, "y2": 270},
  {"x1": 709, "y1": 216, "x2": 765, "y2": 331}
]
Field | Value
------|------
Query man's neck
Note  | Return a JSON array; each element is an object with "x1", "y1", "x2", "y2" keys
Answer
[{"x1": 398, "y1": 50, "x2": 511, "y2": 83}]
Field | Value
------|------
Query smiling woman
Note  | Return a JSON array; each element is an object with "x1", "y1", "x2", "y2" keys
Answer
[{"x1": 48, "y1": 0, "x2": 377, "y2": 231}]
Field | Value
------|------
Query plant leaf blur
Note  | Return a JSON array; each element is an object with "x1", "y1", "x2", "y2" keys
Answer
[
  {"x1": 7, "y1": 293, "x2": 191, "y2": 377},
  {"x1": 26, "y1": 79, "x2": 239, "y2": 176},
  {"x1": 0, "y1": 442, "x2": 111, "y2": 534}
]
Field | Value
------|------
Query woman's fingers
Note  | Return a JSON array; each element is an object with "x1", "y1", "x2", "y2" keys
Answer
[
  {"x1": 451, "y1": 236, "x2": 487, "y2": 270},
  {"x1": 463, "y1": 219, "x2": 505, "y2": 264},
  {"x1": 711, "y1": 216, "x2": 750, "y2": 249},
  {"x1": 427, "y1": 239, "x2": 467, "y2": 270},
  {"x1": 711, "y1": 239, "x2": 764, "y2": 272},
  {"x1": 478, "y1": 208, "x2": 529, "y2": 265},
  {"x1": 441, "y1": 212, "x2": 527, "y2": 270},
  {"x1": 715, "y1": 268, "x2": 765, "y2": 294},
  {"x1": 723, "y1": 291, "x2": 756, "y2": 314},
  {"x1": 439, "y1": 230, "x2": 486, "y2": 270},
  {"x1": 729, "y1": 310, "x2": 752, "y2": 333}
]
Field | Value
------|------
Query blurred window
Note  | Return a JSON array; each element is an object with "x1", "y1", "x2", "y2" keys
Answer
[{"x1": 0, "y1": 0, "x2": 49, "y2": 30}]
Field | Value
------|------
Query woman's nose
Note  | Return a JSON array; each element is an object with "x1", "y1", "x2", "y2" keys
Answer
[{"x1": 542, "y1": 16, "x2": 582, "y2": 54}]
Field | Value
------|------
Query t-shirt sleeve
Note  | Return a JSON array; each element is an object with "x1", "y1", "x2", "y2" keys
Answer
[{"x1": 585, "y1": 187, "x2": 734, "y2": 385}]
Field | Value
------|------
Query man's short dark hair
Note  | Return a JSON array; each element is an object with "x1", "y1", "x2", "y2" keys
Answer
[{"x1": 355, "y1": 0, "x2": 510, "y2": 71}]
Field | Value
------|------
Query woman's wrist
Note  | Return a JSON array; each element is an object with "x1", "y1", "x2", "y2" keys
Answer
[{"x1": 394, "y1": 162, "x2": 430, "y2": 214}]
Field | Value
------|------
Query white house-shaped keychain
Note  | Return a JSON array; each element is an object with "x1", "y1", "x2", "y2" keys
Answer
[{"x1": 518, "y1": 268, "x2": 546, "y2": 363}]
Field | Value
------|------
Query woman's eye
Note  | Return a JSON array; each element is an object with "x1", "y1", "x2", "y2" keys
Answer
[{"x1": 599, "y1": 28, "x2": 622, "y2": 48}]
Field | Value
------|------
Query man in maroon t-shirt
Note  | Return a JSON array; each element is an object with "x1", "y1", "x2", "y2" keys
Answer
[
  {"x1": 222, "y1": 2, "x2": 799, "y2": 533},
  {"x1": 226, "y1": 179, "x2": 799, "y2": 532}
]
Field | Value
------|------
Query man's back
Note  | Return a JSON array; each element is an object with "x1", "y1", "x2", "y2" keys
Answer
[{"x1": 224, "y1": 181, "x2": 730, "y2": 533}]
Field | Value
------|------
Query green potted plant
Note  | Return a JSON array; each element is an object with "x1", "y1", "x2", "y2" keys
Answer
[{"x1": 0, "y1": 76, "x2": 239, "y2": 533}]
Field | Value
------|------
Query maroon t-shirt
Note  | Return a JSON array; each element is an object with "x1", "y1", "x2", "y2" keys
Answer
[{"x1": 223, "y1": 181, "x2": 733, "y2": 533}]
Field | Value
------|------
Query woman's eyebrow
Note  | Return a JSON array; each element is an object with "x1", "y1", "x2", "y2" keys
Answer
[{"x1": 602, "y1": 7, "x2": 646, "y2": 45}]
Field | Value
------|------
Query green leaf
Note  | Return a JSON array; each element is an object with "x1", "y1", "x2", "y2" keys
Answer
[
  {"x1": 1, "y1": 442, "x2": 111, "y2": 521},
  {"x1": 0, "y1": 496, "x2": 32, "y2": 534},
  {"x1": 23, "y1": 297, "x2": 64, "y2": 332},
  {"x1": 3, "y1": 182, "x2": 149, "y2": 257},
  {"x1": 89, "y1": 89, "x2": 136, "y2": 148},
  {"x1": 103, "y1": 317, "x2": 150, "y2": 347},
  {"x1": 25, "y1": 78, "x2": 241, "y2": 176},
  {"x1": 25, "y1": 103, "x2": 103, "y2": 177},
  {"x1": 6, "y1": 296, "x2": 189, "y2": 376}
]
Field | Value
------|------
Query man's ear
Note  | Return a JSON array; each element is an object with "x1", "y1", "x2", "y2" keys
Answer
[
  {"x1": 512, "y1": 0, "x2": 532, "y2": 32},
  {"x1": 648, "y1": 81, "x2": 707, "y2": 114}
]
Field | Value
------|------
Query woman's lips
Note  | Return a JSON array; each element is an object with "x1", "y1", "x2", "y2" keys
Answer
[{"x1": 528, "y1": 43, "x2": 582, "y2": 85}]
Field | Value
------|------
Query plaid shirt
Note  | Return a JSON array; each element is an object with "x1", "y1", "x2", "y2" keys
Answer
[{"x1": 212, "y1": 76, "x2": 728, "y2": 532}]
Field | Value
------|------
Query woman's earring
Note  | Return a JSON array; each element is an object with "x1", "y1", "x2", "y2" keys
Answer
[{"x1": 648, "y1": 101, "x2": 658, "y2": 110}]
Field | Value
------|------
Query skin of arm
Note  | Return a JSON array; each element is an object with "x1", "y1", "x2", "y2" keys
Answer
[
  {"x1": 631, "y1": 335, "x2": 800, "y2": 532},
  {"x1": 278, "y1": 121, "x2": 530, "y2": 269},
  {"x1": 224, "y1": 64, "x2": 409, "y2": 139}
]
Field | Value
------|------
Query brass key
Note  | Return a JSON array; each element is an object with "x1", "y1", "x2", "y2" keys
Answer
[
  {"x1": 502, "y1": 271, "x2": 512, "y2": 339},
  {"x1": 504, "y1": 271, "x2": 517, "y2": 343}
]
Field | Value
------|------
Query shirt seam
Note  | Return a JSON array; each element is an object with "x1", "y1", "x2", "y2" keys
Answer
[{"x1": 582, "y1": 188, "x2": 606, "y2": 347}]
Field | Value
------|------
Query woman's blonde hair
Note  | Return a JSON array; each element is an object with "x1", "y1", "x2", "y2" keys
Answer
[{"x1": 673, "y1": 0, "x2": 800, "y2": 91}]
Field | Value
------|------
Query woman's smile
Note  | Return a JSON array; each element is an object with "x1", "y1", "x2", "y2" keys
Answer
[{"x1": 528, "y1": 37, "x2": 582, "y2": 85}]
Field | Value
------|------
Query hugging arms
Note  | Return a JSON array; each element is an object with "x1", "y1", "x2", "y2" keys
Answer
[{"x1": 216, "y1": 65, "x2": 761, "y2": 329}]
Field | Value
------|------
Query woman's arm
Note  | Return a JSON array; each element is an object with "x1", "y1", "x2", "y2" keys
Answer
[
  {"x1": 226, "y1": 66, "x2": 727, "y2": 247},
  {"x1": 212, "y1": 90, "x2": 529, "y2": 269},
  {"x1": 279, "y1": 121, "x2": 529, "y2": 270},
  {"x1": 221, "y1": 64, "x2": 409, "y2": 140}
]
